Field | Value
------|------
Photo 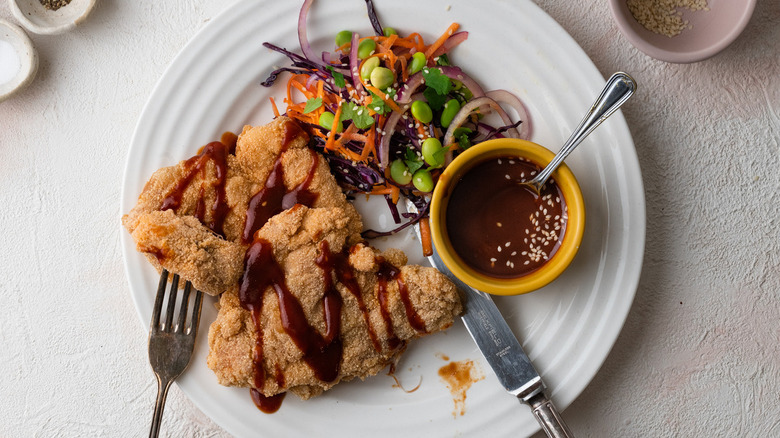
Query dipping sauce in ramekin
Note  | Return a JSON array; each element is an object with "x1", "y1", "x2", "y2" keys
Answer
[
  {"x1": 446, "y1": 156, "x2": 567, "y2": 278},
  {"x1": 430, "y1": 138, "x2": 585, "y2": 295}
]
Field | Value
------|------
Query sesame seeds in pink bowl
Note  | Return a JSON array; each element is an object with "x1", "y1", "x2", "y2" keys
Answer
[{"x1": 609, "y1": 0, "x2": 756, "y2": 63}]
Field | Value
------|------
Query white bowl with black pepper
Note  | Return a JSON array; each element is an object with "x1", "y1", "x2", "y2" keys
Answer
[
  {"x1": 609, "y1": 0, "x2": 756, "y2": 63},
  {"x1": 9, "y1": 0, "x2": 97, "y2": 35}
]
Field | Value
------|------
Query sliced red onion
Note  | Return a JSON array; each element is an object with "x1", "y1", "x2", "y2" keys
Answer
[
  {"x1": 396, "y1": 67, "x2": 488, "y2": 104},
  {"x1": 348, "y1": 32, "x2": 365, "y2": 100},
  {"x1": 305, "y1": 73, "x2": 318, "y2": 89},
  {"x1": 298, "y1": 0, "x2": 324, "y2": 67},
  {"x1": 431, "y1": 31, "x2": 469, "y2": 58},
  {"x1": 377, "y1": 107, "x2": 406, "y2": 168},
  {"x1": 395, "y1": 72, "x2": 425, "y2": 104},
  {"x1": 486, "y1": 89, "x2": 532, "y2": 140},
  {"x1": 443, "y1": 96, "x2": 514, "y2": 163},
  {"x1": 438, "y1": 66, "x2": 486, "y2": 100}
]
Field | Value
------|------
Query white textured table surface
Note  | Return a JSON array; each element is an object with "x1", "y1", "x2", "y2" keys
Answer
[{"x1": 2, "y1": 1, "x2": 778, "y2": 437}]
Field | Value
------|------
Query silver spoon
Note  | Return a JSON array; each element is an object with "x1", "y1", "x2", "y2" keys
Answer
[{"x1": 522, "y1": 72, "x2": 637, "y2": 195}]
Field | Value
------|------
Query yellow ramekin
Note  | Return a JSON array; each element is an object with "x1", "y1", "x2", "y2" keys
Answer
[{"x1": 430, "y1": 138, "x2": 585, "y2": 295}]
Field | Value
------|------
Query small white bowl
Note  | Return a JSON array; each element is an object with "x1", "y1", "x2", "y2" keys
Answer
[
  {"x1": 0, "y1": 19, "x2": 38, "y2": 103},
  {"x1": 9, "y1": 0, "x2": 97, "y2": 35}
]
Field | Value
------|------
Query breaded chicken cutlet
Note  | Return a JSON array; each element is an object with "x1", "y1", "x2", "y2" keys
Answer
[
  {"x1": 122, "y1": 117, "x2": 362, "y2": 295},
  {"x1": 208, "y1": 205, "x2": 461, "y2": 399},
  {"x1": 123, "y1": 116, "x2": 462, "y2": 404}
]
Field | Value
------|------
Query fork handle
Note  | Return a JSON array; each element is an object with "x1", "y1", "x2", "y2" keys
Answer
[{"x1": 149, "y1": 376, "x2": 173, "y2": 438}]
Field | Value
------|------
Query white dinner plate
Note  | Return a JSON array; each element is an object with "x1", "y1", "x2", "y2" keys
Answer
[{"x1": 121, "y1": 0, "x2": 645, "y2": 436}]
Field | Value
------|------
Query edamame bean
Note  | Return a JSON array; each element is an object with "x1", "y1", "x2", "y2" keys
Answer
[
  {"x1": 410, "y1": 100, "x2": 433, "y2": 124},
  {"x1": 412, "y1": 169, "x2": 434, "y2": 192},
  {"x1": 370, "y1": 67, "x2": 394, "y2": 90},
  {"x1": 409, "y1": 52, "x2": 426, "y2": 74},
  {"x1": 319, "y1": 112, "x2": 343, "y2": 133},
  {"x1": 335, "y1": 30, "x2": 353, "y2": 48},
  {"x1": 360, "y1": 57, "x2": 380, "y2": 81},
  {"x1": 383, "y1": 27, "x2": 398, "y2": 36},
  {"x1": 440, "y1": 99, "x2": 461, "y2": 128},
  {"x1": 390, "y1": 159, "x2": 412, "y2": 185},
  {"x1": 421, "y1": 137, "x2": 444, "y2": 167},
  {"x1": 357, "y1": 39, "x2": 377, "y2": 59}
]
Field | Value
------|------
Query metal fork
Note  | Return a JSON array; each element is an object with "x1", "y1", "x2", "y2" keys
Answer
[{"x1": 148, "y1": 269, "x2": 204, "y2": 438}]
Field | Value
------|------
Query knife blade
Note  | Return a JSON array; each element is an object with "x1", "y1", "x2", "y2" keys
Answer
[{"x1": 407, "y1": 201, "x2": 574, "y2": 438}]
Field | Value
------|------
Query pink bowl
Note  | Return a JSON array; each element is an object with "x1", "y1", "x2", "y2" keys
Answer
[{"x1": 608, "y1": 0, "x2": 756, "y2": 63}]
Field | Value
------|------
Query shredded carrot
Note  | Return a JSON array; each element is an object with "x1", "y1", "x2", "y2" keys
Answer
[
  {"x1": 270, "y1": 97, "x2": 280, "y2": 117},
  {"x1": 369, "y1": 183, "x2": 401, "y2": 203},
  {"x1": 324, "y1": 103, "x2": 343, "y2": 151},
  {"x1": 369, "y1": 184, "x2": 393, "y2": 195},
  {"x1": 399, "y1": 55, "x2": 409, "y2": 82},
  {"x1": 394, "y1": 33, "x2": 426, "y2": 52},
  {"x1": 334, "y1": 123, "x2": 357, "y2": 148},
  {"x1": 364, "y1": 84, "x2": 402, "y2": 113},
  {"x1": 390, "y1": 185, "x2": 400, "y2": 204},
  {"x1": 360, "y1": 124, "x2": 377, "y2": 161},
  {"x1": 419, "y1": 217, "x2": 433, "y2": 257},
  {"x1": 425, "y1": 23, "x2": 460, "y2": 59},
  {"x1": 317, "y1": 79, "x2": 324, "y2": 101}
]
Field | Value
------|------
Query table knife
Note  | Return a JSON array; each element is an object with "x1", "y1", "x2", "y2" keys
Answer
[{"x1": 407, "y1": 202, "x2": 574, "y2": 437}]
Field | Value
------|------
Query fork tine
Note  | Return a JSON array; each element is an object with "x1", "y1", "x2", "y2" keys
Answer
[
  {"x1": 175, "y1": 281, "x2": 193, "y2": 333},
  {"x1": 151, "y1": 269, "x2": 169, "y2": 330},
  {"x1": 163, "y1": 274, "x2": 180, "y2": 332},
  {"x1": 188, "y1": 289, "x2": 204, "y2": 336}
]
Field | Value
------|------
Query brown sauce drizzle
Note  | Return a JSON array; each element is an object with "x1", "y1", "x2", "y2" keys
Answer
[
  {"x1": 240, "y1": 238, "x2": 431, "y2": 413},
  {"x1": 376, "y1": 260, "x2": 402, "y2": 350},
  {"x1": 250, "y1": 389, "x2": 285, "y2": 414},
  {"x1": 242, "y1": 123, "x2": 318, "y2": 243},
  {"x1": 220, "y1": 131, "x2": 238, "y2": 153},
  {"x1": 159, "y1": 136, "x2": 233, "y2": 236},
  {"x1": 316, "y1": 241, "x2": 382, "y2": 352},
  {"x1": 231, "y1": 120, "x2": 432, "y2": 413},
  {"x1": 239, "y1": 237, "x2": 343, "y2": 386},
  {"x1": 396, "y1": 276, "x2": 426, "y2": 333},
  {"x1": 376, "y1": 258, "x2": 427, "y2": 344}
]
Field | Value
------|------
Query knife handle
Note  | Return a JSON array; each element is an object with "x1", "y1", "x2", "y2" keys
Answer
[{"x1": 527, "y1": 392, "x2": 575, "y2": 438}]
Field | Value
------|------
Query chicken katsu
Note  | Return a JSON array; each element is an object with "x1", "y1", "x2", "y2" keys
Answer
[
  {"x1": 208, "y1": 205, "x2": 461, "y2": 400},
  {"x1": 122, "y1": 116, "x2": 462, "y2": 407},
  {"x1": 122, "y1": 117, "x2": 362, "y2": 295}
]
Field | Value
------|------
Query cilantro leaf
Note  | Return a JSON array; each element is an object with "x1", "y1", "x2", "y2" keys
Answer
[
  {"x1": 435, "y1": 53, "x2": 451, "y2": 66},
  {"x1": 333, "y1": 71, "x2": 346, "y2": 88},
  {"x1": 453, "y1": 127, "x2": 473, "y2": 149},
  {"x1": 432, "y1": 143, "x2": 450, "y2": 165},
  {"x1": 327, "y1": 66, "x2": 346, "y2": 88},
  {"x1": 369, "y1": 89, "x2": 396, "y2": 116},
  {"x1": 403, "y1": 148, "x2": 424, "y2": 174},
  {"x1": 339, "y1": 102, "x2": 375, "y2": 130},
  {"x1": 303, "y1": 97, "x2": 323, "y2": 114},
  {"x1": 423, "y1": 87, "x2": 447, "y2": 111},
  {"x1": 422, "y1": 67, "x2": 452, "y2": 95}
]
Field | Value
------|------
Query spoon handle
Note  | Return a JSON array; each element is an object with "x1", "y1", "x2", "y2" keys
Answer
[{"x1": 533, "y1": 72, "x2": 637, "y2": 188}]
